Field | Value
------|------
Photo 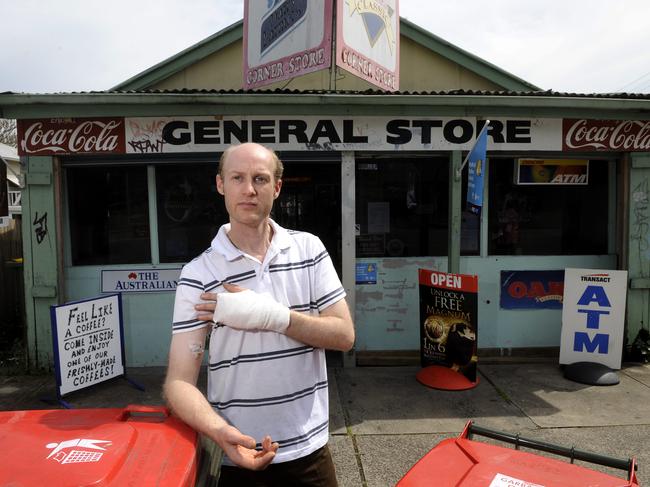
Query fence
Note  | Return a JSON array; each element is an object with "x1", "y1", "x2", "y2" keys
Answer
[{"x1": 0, "y1": 216, "x2": 25, "y2": 369}]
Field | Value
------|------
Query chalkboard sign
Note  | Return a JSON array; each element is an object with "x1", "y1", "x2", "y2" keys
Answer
[{"x1": 50, "y1": 294, "x2": 125, "y2": 396}]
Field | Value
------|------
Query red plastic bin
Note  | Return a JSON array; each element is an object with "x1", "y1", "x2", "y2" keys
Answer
[
  {"x1": 398, "y1": 420, "x2": 639, "y2": 487},
  {"x1": 0, "y1": 405, "x2": 200, "y2": 486}
]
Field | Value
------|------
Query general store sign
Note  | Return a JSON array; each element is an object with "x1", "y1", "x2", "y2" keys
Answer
[
  {"x1": 16, "y1": 116, "x2": 559, "y2": 154},
  {"x1": 17, "y1": 116, "x2": 650, "y2": 155}
]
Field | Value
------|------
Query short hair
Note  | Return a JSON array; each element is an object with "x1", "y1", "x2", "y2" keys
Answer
[{"x1": 218, "y1": 144, "x2": 284, "y2": 181}]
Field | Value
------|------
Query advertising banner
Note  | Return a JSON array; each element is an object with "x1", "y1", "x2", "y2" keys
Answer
[
  {"x1": 17, "y1": 118, "x2": 126, "y2": 156},
  {"x1": 466, "y1": 124, "x2": 488, "y2": 213},
  {"x1": 51, "y1": 294, "x2": 125, "y2": 396},
  {"x1": 560, "y1": 268, "x2": 628, "y2": 369},
  {"x1": 336, "y1": 0, "x2": 399, "y2": 91},
  {"x1": 500, "y1": 270, "x2": 565, "y2": 309},
  {"x1": 418, "y1": 269, "x2": 478, "y2": 382},
  {"x1": 516, "y1": 159, "x2": 588, "y2": 185},
  {"x1": 563, "y1": 119, "x2": 650, "y2": 152},
  {"x1": 101, "y1": 268, "x2": 181, "y2": 293},
  {"x1": 243, "y1": 0, "x2": 333, "y2": 89}
]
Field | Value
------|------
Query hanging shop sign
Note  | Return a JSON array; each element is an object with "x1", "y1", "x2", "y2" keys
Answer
[
  {"x1": 243, "y1": 0, "x2": 333, "y2": 89},
  {"x1": 418, "y1": 269, "x2": 479, "y2": 383},
  {"x1": 500, "y1": 270, "x2": 564, "y2": 309},
  {"x1": 563, "y1": 119, "x2": 650, "y2": 151},
  {"x1": 516, "y1": 159, "x2": 588, "y2": 185},
  {"x1": 50, "y1": 294, "x2": 125, "y2": 396},
  {"x1": 101, "y1": 268, "x2": 181, "y2": 293},
  {"x1": 559, "y1": 268, "x2": 628, "y2": 369},
  {"x1": 336, "y1": 0, "x2": 399, "y2": 91}
]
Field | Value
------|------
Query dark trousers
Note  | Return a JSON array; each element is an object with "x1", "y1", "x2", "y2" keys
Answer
[{"x1": 218, "y1": 445, "x2": 338, "y2": 487}]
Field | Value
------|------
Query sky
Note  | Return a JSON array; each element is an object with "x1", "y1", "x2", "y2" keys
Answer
[{"x1": 2, "y1": 0, "x2": 650, "y2": 94}]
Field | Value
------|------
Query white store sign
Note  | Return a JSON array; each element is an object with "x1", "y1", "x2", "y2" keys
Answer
[
  {"x1": 125, "y1": 116, "x2": 563, "y2": 154},
  {"x1": 560, "y1": 268, "x2": 628, "y2": 369},
  {"x1": 101, "y1": 268, "x2": 181, "y2": 293}
]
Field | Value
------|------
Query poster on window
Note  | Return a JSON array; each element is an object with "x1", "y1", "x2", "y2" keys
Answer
[
  {"x1": 500, "y1": 270, "x2": 565, "y2": 309},
  {"x1": 50, "y1": 294, "x2": 125, "y2": 396},
  {"x1": 516, "y1": 159, "x2": 588, "y2": 185},
  {"x1": 418, "y1": 269, "x2": 478, "y2": 382}
]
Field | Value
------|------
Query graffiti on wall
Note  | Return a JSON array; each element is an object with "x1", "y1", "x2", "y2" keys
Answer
[{"x1": 33, "y1": 211, "x2": 48, "y2": 244}]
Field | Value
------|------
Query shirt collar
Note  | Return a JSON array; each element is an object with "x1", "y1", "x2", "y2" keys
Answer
[{"x1": 211, "y1": 218, "x2": 291, "y2": 261}]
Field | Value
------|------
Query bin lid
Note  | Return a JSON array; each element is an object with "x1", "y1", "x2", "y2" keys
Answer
[
  {"x1": 398, "y1": 437, "x2": 639, "y2": 487},
  {"x1": 0, "y1": 406, "x2": 198, "y2": 487}
]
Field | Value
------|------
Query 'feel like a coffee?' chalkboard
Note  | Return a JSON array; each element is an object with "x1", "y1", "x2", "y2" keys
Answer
[{"x1": 51, "y1": 294, "x2": 125, "y2": 396}]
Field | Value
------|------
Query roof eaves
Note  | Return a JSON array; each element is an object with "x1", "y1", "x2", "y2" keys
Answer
[
  {"x1": 110, "y1": 20, "x2": 243, "y2": 91},
  {"x1": 400, "y1": 17, "x2": 542, "y2": 92}
]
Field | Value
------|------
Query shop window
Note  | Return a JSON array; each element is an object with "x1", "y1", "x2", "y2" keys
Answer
[
  {"x1": 488, "y1": 158, "x2": 609, "y2": 255},
  {"x1": 273, "y1": 161, "x2": 342, "y2": 274},
  {"x1": 355, "y1": 157, "x2": 477, "y2": 258},
  {"x1": 156, "y1": 164, "x2": 228, "y2": 263},
  {"x1": 68, "y1": 166, "x2": 150, "y2": 265}
]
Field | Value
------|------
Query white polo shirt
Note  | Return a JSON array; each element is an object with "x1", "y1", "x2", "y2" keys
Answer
[{"x1": 172, "y1": 219, "x2": 346, "y2": 465}]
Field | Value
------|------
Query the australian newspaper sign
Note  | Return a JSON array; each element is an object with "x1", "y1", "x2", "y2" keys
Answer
[
  {"x1": 18, "y1": 116, "x2": 650, "y2": 155},
  {"x1": 101, "y1": 268, "x2": 181, "y2": 293}
]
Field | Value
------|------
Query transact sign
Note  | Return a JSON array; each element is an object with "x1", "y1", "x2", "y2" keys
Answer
[{"x1": 560, "y1": 268, "x2": 628, "y2": 369}]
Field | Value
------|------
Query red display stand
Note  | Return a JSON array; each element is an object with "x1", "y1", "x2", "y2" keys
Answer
[
  {"x1": 398, "y1": 420, "x2": 639, "y2": 487},
  {"x1": 416, "y1": 365, "x2": 479, "y2": 391},
  {"x1": 0, "y1": 405, "x2": 204, "y2": 486}
]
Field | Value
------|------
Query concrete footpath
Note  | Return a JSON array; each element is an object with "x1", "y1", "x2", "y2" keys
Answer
[{"x1": 1, "y1": 362, "x2": 649, "y2": 486}]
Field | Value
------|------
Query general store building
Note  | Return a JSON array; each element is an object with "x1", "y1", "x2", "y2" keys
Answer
[{"x1": 2, "y1": 18, "x2": 650, "y2": 369}]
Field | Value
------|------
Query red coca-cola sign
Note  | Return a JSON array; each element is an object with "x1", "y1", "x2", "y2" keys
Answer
[
  {"x1": 17, "y1": 118, "x2": 126, "y2": 155},
  {"x1": 563, "y1": 119, "x2": 650, "y2": 152}
]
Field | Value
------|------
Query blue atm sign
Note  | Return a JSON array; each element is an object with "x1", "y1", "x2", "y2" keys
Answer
[{"x1": 560, "y1": 269, "x2": 628, "y2": 369}]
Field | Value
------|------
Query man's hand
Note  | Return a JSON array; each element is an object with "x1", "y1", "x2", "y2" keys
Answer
[
  {"x1": 215, "y1": 424, "x2": 279, "y2": 470},
  {"x1": 195, "y1": 283, "x2": 290, "y2": 333}
]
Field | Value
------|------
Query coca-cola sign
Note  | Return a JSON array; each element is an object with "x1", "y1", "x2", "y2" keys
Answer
[
  {"x1": 563, "y1": 119, "x2": 650, "y2": 152},
  {"x1": 17, "y1": 118, "x2": 126, "y2": 155}
]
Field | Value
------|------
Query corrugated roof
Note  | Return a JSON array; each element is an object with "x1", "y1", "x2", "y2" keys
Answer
[{"x1": 4, "y1": 88, "x2": 650, "y2": 99}]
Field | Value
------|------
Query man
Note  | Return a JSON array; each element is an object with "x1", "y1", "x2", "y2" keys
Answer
[{"x1": 164, "y1": 142, "x2": 354, "y2": 486}]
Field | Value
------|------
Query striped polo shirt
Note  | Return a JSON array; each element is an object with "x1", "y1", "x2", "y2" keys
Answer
[{"x1": 171, "y1": 219, "x2": 346, "y2": 465}]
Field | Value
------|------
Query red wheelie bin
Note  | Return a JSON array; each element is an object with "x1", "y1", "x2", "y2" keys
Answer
[
  {"x1": 398, "y1": 420, "x2": 639, "y2": 487},
  {"x1": 0, "y1": 405, "x2": 220, "y2": 486}
]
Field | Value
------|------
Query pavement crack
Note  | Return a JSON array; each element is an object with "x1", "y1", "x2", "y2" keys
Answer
[{"x1": 334, "y1": 368, "x2": 368, "y2": 487}]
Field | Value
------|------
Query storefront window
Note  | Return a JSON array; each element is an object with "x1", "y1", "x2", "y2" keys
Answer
[
  {"x1": 355, "y1": 156, "x2": 476, "y2": 258},
  {"x1": 488, "y1": 158, "x2": 609, "y2": 255},
  {"x1": 156, "y1": 164, "x2": 227, "y2": 263},
  {"x1": 68, "y1": 166, "x2": 150, "y2": 265},
  {"x1": 273, "y1": 161, "x2": 342, "y2": 273}
]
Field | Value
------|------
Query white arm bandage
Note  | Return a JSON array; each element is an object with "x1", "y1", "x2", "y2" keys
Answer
[{"x1": 214, "y1": 290, "x2": 290, "y2": 333}]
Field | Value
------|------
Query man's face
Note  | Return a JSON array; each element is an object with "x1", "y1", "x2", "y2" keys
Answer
[{"x1": 216, "y1": 144, "x2": 282, "y2": 228}]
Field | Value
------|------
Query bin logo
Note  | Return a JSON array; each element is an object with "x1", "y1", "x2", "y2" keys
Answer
[{"x1": 46, "y1": 438, "x2": 112, "y2": 464}]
